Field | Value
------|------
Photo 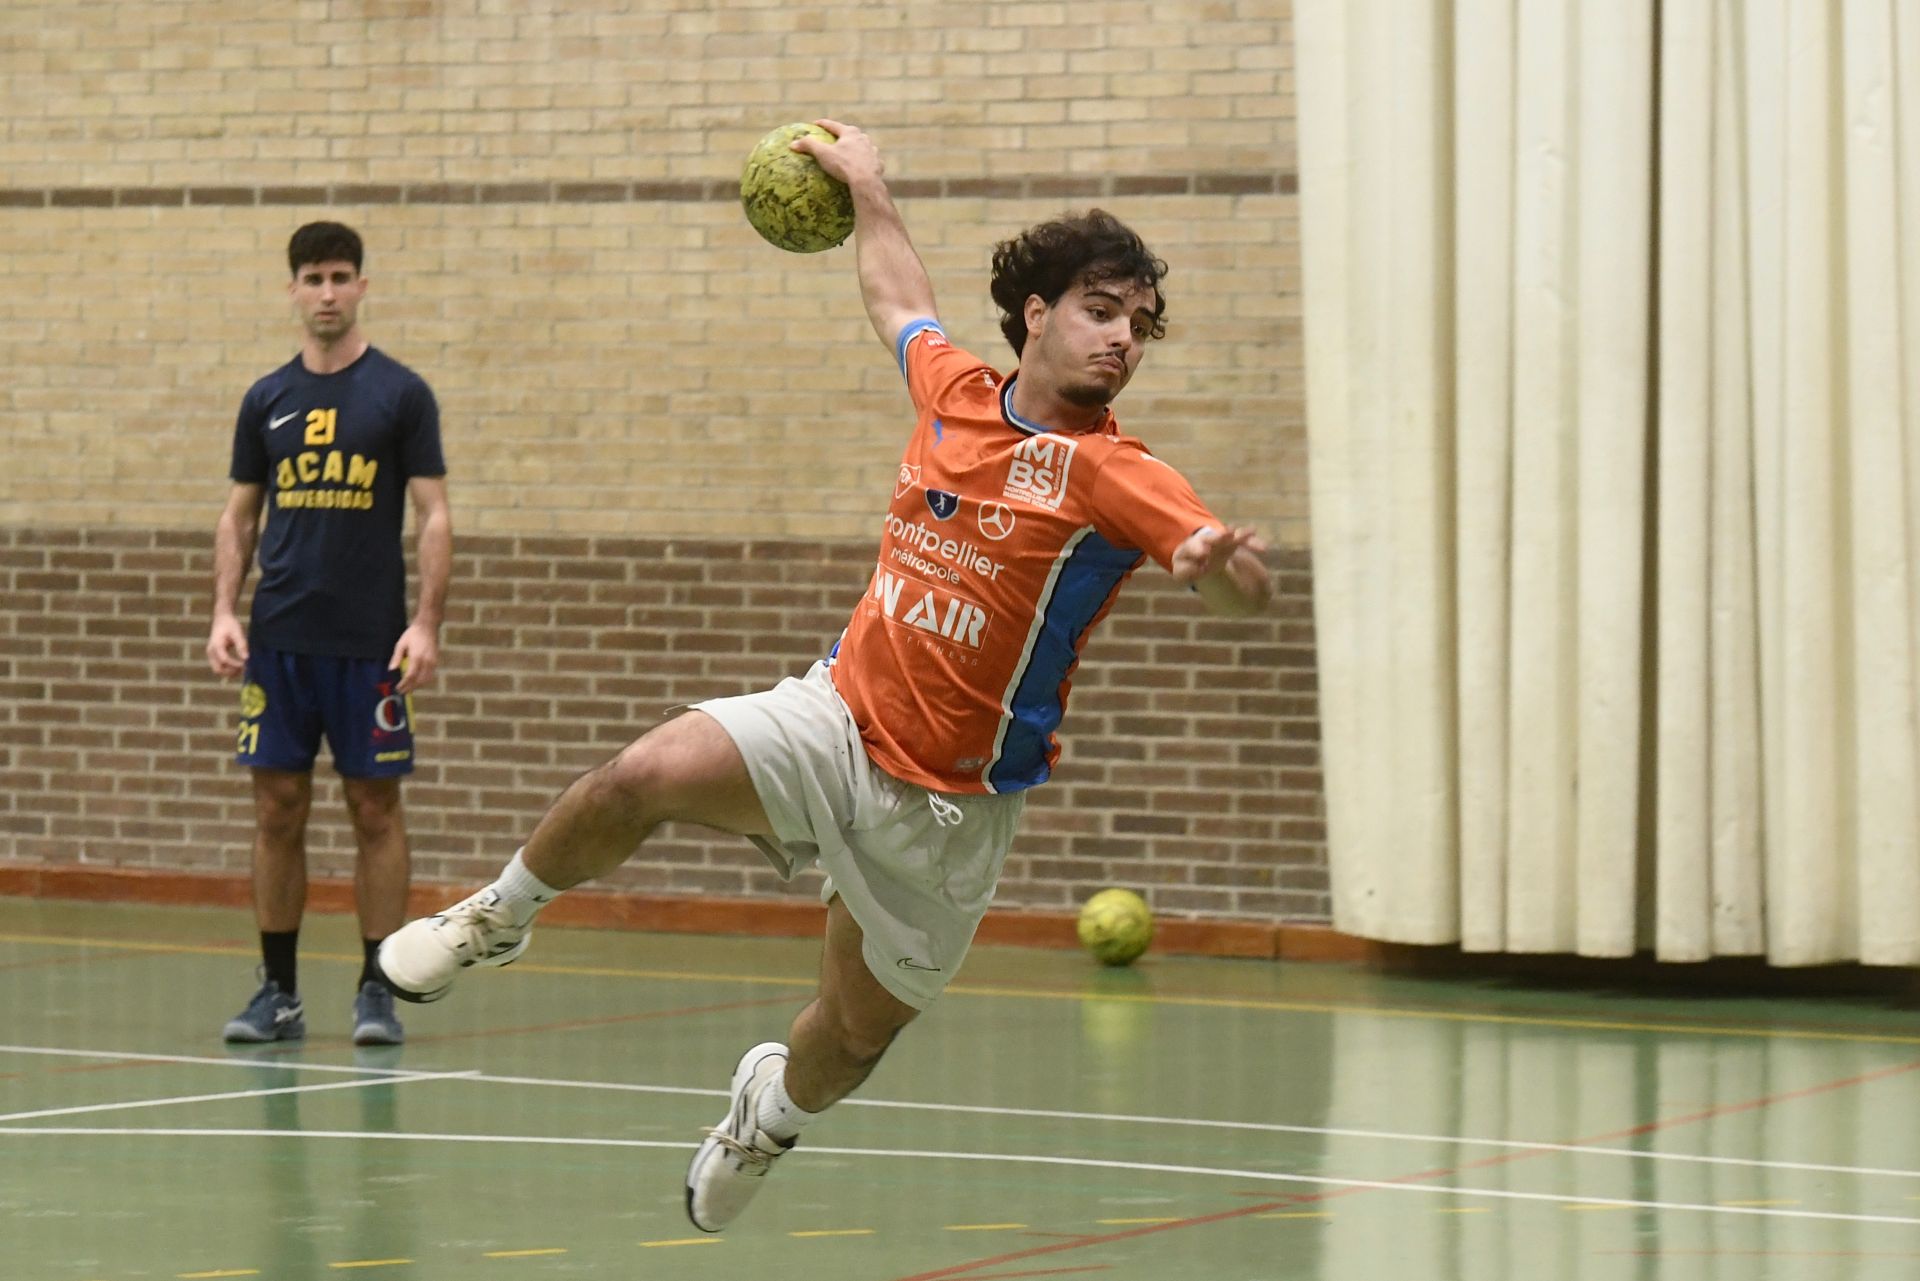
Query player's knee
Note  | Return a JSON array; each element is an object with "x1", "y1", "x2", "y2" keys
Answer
[
  {"x1": 343, "y1": 782, "x2": 401, "y2": 841},
  {"x1": 253, "y1": 778, "x2": 310, "y2": 841},
  {"x1": 596, "y1": 736, "x2": 693, "y2": 825}
]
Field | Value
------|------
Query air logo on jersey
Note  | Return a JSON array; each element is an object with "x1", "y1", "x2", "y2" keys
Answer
[
  {"x1": 869, "y1": 567, "x2": 990, "y2": 650},
  {"x1": 895, "y1": 463, "x2": 921, "y2": 498},
  {"x1": 925, "y1": 489, "x2": 959, "y2": 520},
  {"x1": 1003, "y1": 433, "x2": 1075, "y2": 510}
]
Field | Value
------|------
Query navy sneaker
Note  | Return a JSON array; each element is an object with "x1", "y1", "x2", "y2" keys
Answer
[
  {"x1": 351, "y1": 980, "x2": 406, "y2": 1047},
  {"x1": 223, "y1": 976, "x2": 305, "y2": 1043}
]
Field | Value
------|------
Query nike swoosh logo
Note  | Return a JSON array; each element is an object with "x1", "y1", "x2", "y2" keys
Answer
[
  {"x1": 269, "y1": 411, "x2": 299, "y2": 430},
  {"x1": 896, "y1": 958, "x2": 942, "y2": 972}
]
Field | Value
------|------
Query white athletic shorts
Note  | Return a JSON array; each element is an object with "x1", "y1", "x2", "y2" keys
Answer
[{"x1": 691, "y1": 660, "x2": 1025, "y2": 1009}]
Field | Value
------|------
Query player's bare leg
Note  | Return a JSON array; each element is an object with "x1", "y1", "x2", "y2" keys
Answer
[
  {"x1": 376, "y1": 711, "x2": 770, "y2": 1001},
  {"x1": 342, "y1": 774, "x2": 409, "y2": 1044},
  {"x1": 342, "y1": 775, "x2": 408, "y2": 937},
  {"x1": 224, "y1": 768, "x2": 312, "y2": 1042},
  {"x1": 249, "y1": 768, "x2": 312, "y2": 932},
  {"x1": 518, "y1": 710, "x2": 772, "y2": 889},
  {"x1": 686, "y1": 896, "x2": 920, "y2": 1232},
  {"x1": 785, "y1": 895, "x2": 920, "y2": 1110}
]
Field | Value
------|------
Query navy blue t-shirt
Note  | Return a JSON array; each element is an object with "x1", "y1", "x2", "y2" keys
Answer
[{"x1": 230, "y1": 347, "x2": 445, "y2": 660}]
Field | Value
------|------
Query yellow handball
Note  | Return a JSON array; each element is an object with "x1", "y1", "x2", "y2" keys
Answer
[
  {"x1": 739, "y1": 122, "x2": 855, "y2": 253},
  {"x1": 1077, "y1": 888, "x2": 1154, "y2": 967}
]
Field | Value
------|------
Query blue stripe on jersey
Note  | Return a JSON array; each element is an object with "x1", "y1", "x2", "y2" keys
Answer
[
  {"x1": 988, "y1": 529, "x2": 1146, "y2": 792},
  {"x1": 894, "y1": 318, "x2": 944, "y2": 377},
  {"x1": 998, "y1": 374, "x2": 1046, "y2": 436}
]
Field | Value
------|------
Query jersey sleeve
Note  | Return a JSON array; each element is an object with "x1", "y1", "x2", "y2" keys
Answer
[
  {"x1": 1087, "y1": 444, "x2": 1223, "y2": 572},
  {"x1": 896, "y1": 319, "x2": 996, "y2": 415},
  {"x1": 396, "y1": 376, "x2": 446, "y2": 480},
  {"x1": 228, "y1": 387, "x2": 269, "y2": 485}
]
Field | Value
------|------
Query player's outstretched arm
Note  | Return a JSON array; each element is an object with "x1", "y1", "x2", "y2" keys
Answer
[
  {"x1": 1172, "y1": 525, "x2": 1274, "y2": 619},
  {"x1": 793, "y1": 119, "x2": 937, "y2": 353}
]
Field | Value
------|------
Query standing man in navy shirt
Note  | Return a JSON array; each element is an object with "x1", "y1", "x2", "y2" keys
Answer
[{"x1": 206, "y1": 221, "x2": 452, "y2": 1047}]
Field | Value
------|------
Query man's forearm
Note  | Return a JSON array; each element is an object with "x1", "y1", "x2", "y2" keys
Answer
[
  {"x1": 211, "y1": 516, "x2": 255, "y2": 620},
  {"x1": 412, "y1": 510, "x2": 452, "y2": 630},
  {"x1": 850, "y1": 179, "x2": 936, "y2": 337}
]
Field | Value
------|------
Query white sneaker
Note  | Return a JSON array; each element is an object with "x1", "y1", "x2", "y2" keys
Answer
[
  {"x1": 685, "y1": 1042, "x2": 795, "y2": 1233},
  {"x1": 375, "y1": 888, "x2": 531, "y2": 1004}
]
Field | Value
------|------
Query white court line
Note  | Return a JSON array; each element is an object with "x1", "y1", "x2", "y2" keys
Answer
[
  {"x1": 0, "y1": 1070, "x2": 479, "y2": 1124},
  {"x1": 465, "y1": 1070, "x2": 1920, "y2": 1184},
  {"x1": 8, "y1": 1044, "x2": 1920, "y2": 1185},
  {"x1": 2, "y1": 1126, "x2": 1917, "y2": 1229}
]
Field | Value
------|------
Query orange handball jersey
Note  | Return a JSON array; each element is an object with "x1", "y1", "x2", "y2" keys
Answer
[{"x1": 828, "y1": 319, "x2": 1223, "y2": 795}]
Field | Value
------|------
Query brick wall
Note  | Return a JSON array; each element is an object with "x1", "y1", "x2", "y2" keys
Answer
[
  {"x1": 0, "y1": 527, "x2": 1324, "y2": 919},
  {"x1": 0, "y1": 1, "x2": 1325, "y2": 921}
]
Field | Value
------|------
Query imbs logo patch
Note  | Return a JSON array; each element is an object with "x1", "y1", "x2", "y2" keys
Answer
[{"x1": 1003, "y1": 434, "x2": 1075, "y2": 510}]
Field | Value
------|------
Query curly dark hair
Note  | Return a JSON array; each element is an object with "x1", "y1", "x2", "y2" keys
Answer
[
  {"x1": 989, "y1": 209, "x2": 1168, "y2": 357},
  {"x1": 287, "y1": 221, "x2": 364, "y2": 276}
]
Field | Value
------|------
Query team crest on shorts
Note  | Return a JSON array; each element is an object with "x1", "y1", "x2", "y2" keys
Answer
[{"x1": 240, "y1": 683, "x2": 267, "y2": 718}]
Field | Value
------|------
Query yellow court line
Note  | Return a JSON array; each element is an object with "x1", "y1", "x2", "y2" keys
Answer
[
  {"x1": 328, "y1": 1262, "x2": 413, "y2": 1270},
  {"x1": 640, "y1": 1238, "x2": 721, "y2": 1248},
  {"x1": 945, "y1": 1223, "x2": 1029, "y2": 1231},
  {"x1": 482, "y1": 1248, "x2": 568, "y2": 1258},
  {"x1": 0, "y1": 934, "x2": 260, "y2": 960},
  {"x1": 789, "y1": 1229, "x2": 876, "y2": 1238},
  {"x1": 178, "y1": 1272, "x2": 260, "y2": 1279},
  {"x1": 5, "y1": 929, "x2": 1920, "y2": 1048}
]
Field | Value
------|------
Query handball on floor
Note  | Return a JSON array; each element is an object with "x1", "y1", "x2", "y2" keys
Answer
[{"x1": 1077, "y1": 888, "x2": 1154, "y2": 967}]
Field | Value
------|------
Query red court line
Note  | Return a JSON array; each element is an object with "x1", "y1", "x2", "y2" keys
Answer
[
  {"x1": 888, "y1": 1055, "x2": 1920, "y2": 1281},
  {"x1": 961, "y1": 1268, "x2": 1113, "y2": 1278}
]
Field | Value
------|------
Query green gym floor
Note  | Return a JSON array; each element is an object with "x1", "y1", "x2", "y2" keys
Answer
[{"x1": 3, "y1": 898, "x2": 1919, "y2": 1280}]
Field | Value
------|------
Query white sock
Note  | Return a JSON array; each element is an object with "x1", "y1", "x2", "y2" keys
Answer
[
  {"x1": 489, "y1": 849, "x2": 560, "y2": 926},
  {"x1": 755, "y1": 1067, "x2": 818, "y2": 1143}
]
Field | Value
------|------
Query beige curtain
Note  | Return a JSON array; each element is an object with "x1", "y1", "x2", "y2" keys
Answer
[{"x1": 1297, "y1": 0, "x2": 1920, "y2": 964}]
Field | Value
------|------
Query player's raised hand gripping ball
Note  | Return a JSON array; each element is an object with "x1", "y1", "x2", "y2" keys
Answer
[{"x1": 740, "y1": 122, "x2": 855, "y2": 253}]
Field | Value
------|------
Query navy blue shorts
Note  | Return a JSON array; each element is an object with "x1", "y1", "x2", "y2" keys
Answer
[{"x1": 234, "y1": 641, "x2": 416, "y2": 778}]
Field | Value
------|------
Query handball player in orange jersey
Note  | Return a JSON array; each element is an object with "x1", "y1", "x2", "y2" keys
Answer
[{"x1": 376, "y1": 120, "x2": 1273, "y2": 1232}]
